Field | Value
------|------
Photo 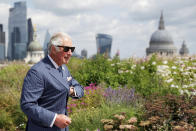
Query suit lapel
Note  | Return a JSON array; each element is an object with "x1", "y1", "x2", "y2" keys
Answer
[{"x1": 43, "y1": 56, "x2": 70, "y2": 90}]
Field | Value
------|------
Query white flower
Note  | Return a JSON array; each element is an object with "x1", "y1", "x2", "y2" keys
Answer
[
  {"x1": 141, "y1": 66, "x2": 145, "y2": 70},
  {"x1": 187, "y1": 66, "x2": 192, "y2": 70},
  {"x1": 152, "y1": 61, "x2": 156, "y2": 65},
  {"x1": 125, "y1": 70, "x2": 129, "y2": 73},
  {"x1": 163, "y1": 60, "x2": 168, "y2": 64},
  {"x1": 180, "y1": 90, "x2": 184, "y2": 95},
  {"x1": 131, "y1": 65, "x2": 136, "y2": 69},
  {"x1": 171, "y1": 66, "x2": 177, "y2": 69},
  {"x1": 173, "y1": 72, "x2": 177, "y2": 74},
  {"x1": 182, "y1": 85, "x2": 188, "y2": 88},
  {"x1": 171, "y1": 84, "x2": 176, "y2": 88},
  {"x1": 166, "y1": 78, "x2": 173, "y2": 83},
  {"x1": 111, "y1": 64, "x2": 115, "y2": 66},
  {"x1": 108, "y1": 59, "x2": 112, "y2": 61},
  {"x1": 118, "y1": 70, "x2": 123, "y2": 74},
  {"x1": 162, "y1": 74, "x2": 166, "y2": 77}
]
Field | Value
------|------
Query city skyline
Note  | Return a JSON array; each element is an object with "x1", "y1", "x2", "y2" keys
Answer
[{"x1": 0, "y1": 0, "x2": 195, "y2": 59}]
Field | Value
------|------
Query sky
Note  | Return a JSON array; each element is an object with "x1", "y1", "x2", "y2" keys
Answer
[{"x1": 0, "y1": 0, "x2": 195, "y2": 59}]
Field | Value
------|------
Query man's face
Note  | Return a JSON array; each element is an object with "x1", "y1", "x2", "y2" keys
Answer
[{"x1": 52, "y1": 38, "x2": 73, "y2": 65}]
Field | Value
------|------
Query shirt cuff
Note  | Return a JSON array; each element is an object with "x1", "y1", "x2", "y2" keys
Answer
[
  {"x1": 70, "y1": 87, "x2": 77, "y2": 97},
  {"x1": 50, "y1": 113, "x2": 57, "y2": 127},
  {"x1": 73, "y1": 88, "x2": 77, "y2": 97}
]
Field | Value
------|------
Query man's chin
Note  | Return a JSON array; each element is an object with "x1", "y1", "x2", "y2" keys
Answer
[{"x1": 63, "y1": 59, "x2": 70, "y2": 64}]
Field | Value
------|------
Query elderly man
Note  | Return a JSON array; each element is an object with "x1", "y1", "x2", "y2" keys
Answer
[{"x1": 20, "y1": 32, "x2": 84, "y2": 131}]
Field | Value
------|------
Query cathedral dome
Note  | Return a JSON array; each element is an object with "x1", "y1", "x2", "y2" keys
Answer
[
  {"x1": 146, "y1": 12, "x2": 177, "y2": 56},
  {"x1": 28, "y1": 40, "x2": 43, "y2": 51},
  {"x1": 150, "y1": 30, "x2": 173, "y2": 44}
]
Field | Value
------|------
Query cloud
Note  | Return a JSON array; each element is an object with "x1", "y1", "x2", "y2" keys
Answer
[{"x1": 1, "y1": 0, "x2": 196, "y2": 58}]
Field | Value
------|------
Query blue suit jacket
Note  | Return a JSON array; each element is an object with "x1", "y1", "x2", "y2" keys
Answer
[{"x1": 20, "y1": 56, "x2": 84, "y2": 131}]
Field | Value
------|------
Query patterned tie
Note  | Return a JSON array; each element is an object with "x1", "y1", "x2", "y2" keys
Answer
[{"x1": 58, "y1": 66, "x2": 64, "y2": 77}]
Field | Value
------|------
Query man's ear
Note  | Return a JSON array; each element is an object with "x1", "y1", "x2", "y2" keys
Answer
[{"x1": 51, "y1": 45, "x2": 57, "y2": 53}]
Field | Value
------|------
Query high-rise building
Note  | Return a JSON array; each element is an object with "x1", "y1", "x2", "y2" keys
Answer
[
  {"x1": 27, "y1": 18, "x2": 34, "y2": 47},
  {"x1": 8, "y1": 1, "x2": 28, "y2": 60},
  {"x1": 96, "y1": 33, "x2": 112, "y2": 57},
  {"x1": 43, "y1": 30, "x2": 51, "y2": 56},
  {"x1": 81, "y1": 49, "x2": 87, "y2": 58},
  {"x1": 0, "y1": 24, "x2": 5, "y2": 60}
]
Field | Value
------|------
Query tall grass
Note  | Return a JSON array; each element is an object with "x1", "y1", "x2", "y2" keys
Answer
[{"x1": 0, "y1": 63, "x2": 29, "y2": 130}]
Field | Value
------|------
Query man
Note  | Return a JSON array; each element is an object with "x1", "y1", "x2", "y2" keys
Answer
[{"x1": 20, "y1": 32, "x2": 84, "y2": 131}]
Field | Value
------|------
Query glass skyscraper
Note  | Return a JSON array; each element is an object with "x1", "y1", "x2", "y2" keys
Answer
[
  {"x1": 0, "y1": 24, "x2": 5, "y2": 60},
  {"x1": 96, "y1": 33, "x2": 112, "y2": 57},
  {"x1": 8, "y1": 1, "x2": 28, "y2": 60}
]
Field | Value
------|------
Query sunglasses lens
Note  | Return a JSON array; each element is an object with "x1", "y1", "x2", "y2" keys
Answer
[
  {"x1": 71, "y1": 47, "x2": 75, "y2": 52},
  {"x1": 63, "y1": 47, "x2": 75, "y2": 52},
  {"x1": 64, "y1": 47, "x2": 69, "y2": 52}
]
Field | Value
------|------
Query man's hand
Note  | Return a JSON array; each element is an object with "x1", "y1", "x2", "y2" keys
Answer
[{"x1": 54, "y1": 114, "x2": 71, "y2": 129}]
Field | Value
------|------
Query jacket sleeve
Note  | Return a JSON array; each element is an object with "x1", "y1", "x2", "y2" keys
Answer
[
  {"x1": 20, "y1": 69, "x2": 55, "y2": 127},
  {"x1": 63, "y1": 64, "x2": 84, "y2": 99}
]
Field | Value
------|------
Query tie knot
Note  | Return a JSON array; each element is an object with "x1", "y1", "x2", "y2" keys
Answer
[
  {"x1": 58, "y1": 66, "x2": 64, "y2": 77},
  {"x1": 58, "y1": 66, "x2": 63, "y2": 72}
]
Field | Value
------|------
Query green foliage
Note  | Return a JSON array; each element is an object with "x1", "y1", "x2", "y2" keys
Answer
[
  {"x1": 68, "y1": 84, "x2": 104, "y2": 114},
  {"x1": 69, "y1": 103, "x2": 142, "y2": 131},
  {"x1": 0, "y1": 110, "x2": 14, "y2": 130},
  {"x1": 0, "y1": 55, "x2": 196, "y2": 130},
  {"x1": 73, "y1": 55, "x2": 112, "y2": 86}
]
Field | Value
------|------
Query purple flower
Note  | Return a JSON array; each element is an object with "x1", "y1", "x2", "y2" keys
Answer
[{"x1": 104, "y1": 86, "x2": 136, "y2": 105}]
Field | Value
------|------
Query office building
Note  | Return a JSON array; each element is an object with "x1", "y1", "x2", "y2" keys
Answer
[
  {"x1": 0, "y1": 24, "x2": 5, "y2": 60},
  {"x1": 8, "y1": 1, "x2": 28, "y2": 60},
  {"x1": 96, "y1": 33, "x2": 112, "y2": 57}
]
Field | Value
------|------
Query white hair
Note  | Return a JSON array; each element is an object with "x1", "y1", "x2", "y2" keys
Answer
[{"x1": 48, "y1": 32, "x2": 72, "y2": 54}]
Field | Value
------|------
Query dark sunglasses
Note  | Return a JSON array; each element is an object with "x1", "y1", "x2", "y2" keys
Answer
[{"x1": 56, "y1": 45, "x2": 75, "y2": 52}]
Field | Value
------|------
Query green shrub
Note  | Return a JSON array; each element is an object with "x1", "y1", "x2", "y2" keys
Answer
[{"x1": 69, "y1": 103, "x2": 143, "y2": 131}]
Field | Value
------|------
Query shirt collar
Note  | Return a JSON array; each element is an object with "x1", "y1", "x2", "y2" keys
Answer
[
  {"x1": 48, "y1": 55, "x2": 59, "y2": 69},
  {"x1": 47, "y1": 55, "x2": 65, "y2": 70}
]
